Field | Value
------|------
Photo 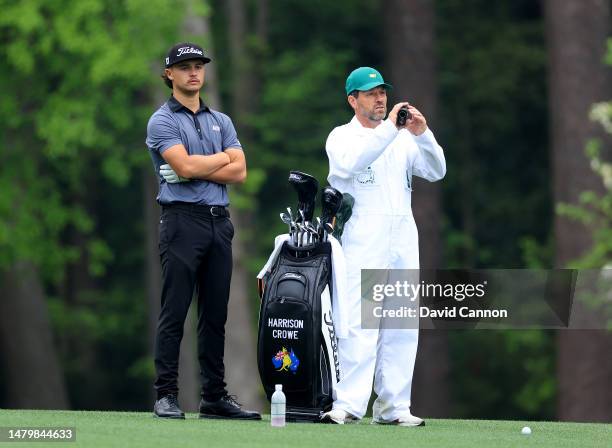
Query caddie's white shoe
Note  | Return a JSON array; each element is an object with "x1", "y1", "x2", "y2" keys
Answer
[
  {"x1": 321, "y1": 409, "x2": 358, "y2": 425},
  {"x1": 372, "y1": 412, "x2": 425, "y2": 427}
]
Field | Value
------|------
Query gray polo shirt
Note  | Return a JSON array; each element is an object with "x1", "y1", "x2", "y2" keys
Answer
[{"x1": 146, "y1": 96, "x2": 242, "y2": 206}]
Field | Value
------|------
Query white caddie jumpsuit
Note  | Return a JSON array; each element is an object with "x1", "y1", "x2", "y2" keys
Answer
[{"x1": 326, "y1": 116, "x2": 446, "y2": 421}]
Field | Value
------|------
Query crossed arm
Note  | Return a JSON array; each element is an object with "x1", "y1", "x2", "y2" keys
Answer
[{"x1": 161, "y1": 144, "x2": 247, "y2": 184}]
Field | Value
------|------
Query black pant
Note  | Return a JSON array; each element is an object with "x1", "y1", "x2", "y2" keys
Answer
[{"x1": 154, "y1": 204, "x2": 234, "y2": 401}]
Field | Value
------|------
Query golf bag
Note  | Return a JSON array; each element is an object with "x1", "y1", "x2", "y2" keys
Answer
[{"x1": 257, "y1": 240, "x2": 339, "y2": 422}]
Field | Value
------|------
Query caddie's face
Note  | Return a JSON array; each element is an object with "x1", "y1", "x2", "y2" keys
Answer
[
  {"x1": 166, "y1": 59, "x2": 206, "y2": 93},
  {"x1": 350, "y1": 86, "x2": 387, "y2": 122}
]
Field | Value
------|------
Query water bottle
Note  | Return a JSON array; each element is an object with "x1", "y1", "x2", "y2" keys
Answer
[{"x1": 270, "y1": 384, "x2": 286, "y2": 427}]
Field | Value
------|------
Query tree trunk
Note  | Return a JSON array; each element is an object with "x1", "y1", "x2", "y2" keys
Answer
[
  {"x1": 221, "y1": 0, "x2": 267, "y2": 411},
  {"x1": 545, "y1": 0, "x2": 612, "y2": 422},
  {"x1": 383, "y1": 0, "x2": 450, "y2": 418},
  {"x1": 0, "y1": 262, "x2": 69, "y2": 409}
]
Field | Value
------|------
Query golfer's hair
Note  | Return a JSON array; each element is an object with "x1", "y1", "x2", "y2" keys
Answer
[
  {"x1": 349, "y1": 90, "x2": 360, "y2": 98},
  {"x1": 161, "y1": 72, "x2": 172, "y2": 89}
]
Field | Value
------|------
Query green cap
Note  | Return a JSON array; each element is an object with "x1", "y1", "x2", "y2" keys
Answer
[{"x1": 345, "y1": 67, "x2": 393, "y2": 95}]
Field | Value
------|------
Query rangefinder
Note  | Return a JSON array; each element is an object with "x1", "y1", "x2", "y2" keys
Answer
[{"x1": 396, "y1": 106, "x2": 412, "y2": 127}]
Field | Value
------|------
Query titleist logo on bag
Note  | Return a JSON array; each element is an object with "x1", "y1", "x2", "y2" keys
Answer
[{"x1": 281, "y1": 273, "x2": 304, "y2": 281}]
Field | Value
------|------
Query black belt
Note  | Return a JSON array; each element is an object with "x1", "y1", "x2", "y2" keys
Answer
[{"x1": 162, "y1": 202, "x2": 230, "y2": 218}]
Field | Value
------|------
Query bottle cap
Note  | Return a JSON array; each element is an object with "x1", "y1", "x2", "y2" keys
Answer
[{"x1": 275, "y1": 384, "x2": 283, "y2": 391}]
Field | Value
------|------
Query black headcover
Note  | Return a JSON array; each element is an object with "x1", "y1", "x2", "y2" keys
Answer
[
  {"x1": 320, "y1": 186, "x2": 343, "y2": 226},
  {"x1": 333, "y1": 193, "x2": 355, "y2": 242},
  {"x1": 288, "y1": 171, "x2": 319, "y2": 222}
]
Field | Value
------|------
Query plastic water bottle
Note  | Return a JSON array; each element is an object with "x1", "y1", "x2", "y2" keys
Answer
[{"x1": 270, "y1": 384, "x2": 286, "y2": 427}]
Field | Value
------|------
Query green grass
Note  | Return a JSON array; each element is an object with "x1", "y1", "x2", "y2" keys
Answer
[{"x1": 0, "y1": 410, "x2": 610, "y2": 448}]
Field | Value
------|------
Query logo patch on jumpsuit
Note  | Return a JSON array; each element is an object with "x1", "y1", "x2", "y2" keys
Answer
[{"x1": 356, "y1": 166, "x2": 376, "y2": 185}]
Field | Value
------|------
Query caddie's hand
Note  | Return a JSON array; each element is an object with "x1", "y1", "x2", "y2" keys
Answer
[
  {"x1": 388, "y1": 102, "x2": 410, "y2": 130},
  {"x1": 405, "y1": 105, "x2": 427, "y2": 136},
  {"x1": 159, "y1": 164, "x2": 189, "y2": 183}
]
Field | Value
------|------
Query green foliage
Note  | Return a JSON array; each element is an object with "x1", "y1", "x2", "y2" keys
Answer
[
  {"x1": 0, "y1": 0, "x2": 182, "y2": 277},
  {"x1": 604, "y1": 37, "x2": 612, "y2": 66},
  {"x1": 242, "y1": 0, "x2": 385, "y2": 258},
  {"x1": 556, "y1": 95, "x2": 612, "y2": 268},
  {"x1": 0, "y1": 0, "x2": 573, "y2": 418},
  {"x1": 0, "y1": 0, "x2": 184, "y2": 409},
  {"x1": 87, "y1": 238, "x2": 114, "y2": 277},
  {"x1": 252, "y1": 45, "x2": 353, "y2": 175},
  {"x1": 519, "y1": 236, "x2": 553, "y2": 269},
  {"x1": 229, "y1": 167, "x2": 266, "y2": 210},
  {"x1": 436, "y1": 0, "x2": 558, "y2": 423},
  {"x1": 438, "y1": 0, "x2": 551, "y2": 268},
  {"x1": 48, "y1": 285, "x2": 149, "y2": 409},
  {"x1": 552, "y1": 40, "x2": 612, "y2": 329},
  {"x1": 554, "y1": 141, "x2": 612, "y2": 324},
  {"x1": 450, "y1": 330, "x2": 556, "y2": 420}
]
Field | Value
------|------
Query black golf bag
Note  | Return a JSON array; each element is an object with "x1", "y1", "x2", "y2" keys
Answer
[{"x1": 257, "y1": 240, "x2": 339, "y2": 422}]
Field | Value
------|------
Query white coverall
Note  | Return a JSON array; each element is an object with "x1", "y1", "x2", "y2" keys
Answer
[{"x1": 326, "y1": 116, "x2": 446, "y2": 421}]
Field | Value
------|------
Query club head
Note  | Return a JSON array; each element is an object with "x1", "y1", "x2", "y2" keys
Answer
[
  {"x1": 288, "y1": 171, "x2": 319, "y2": 222},
  {"x1": 280, "y1": 212, "x2": 291, "y2": 225},
  {"x1": 280, "y1": 212, "x2": 293, "y2": 237}
]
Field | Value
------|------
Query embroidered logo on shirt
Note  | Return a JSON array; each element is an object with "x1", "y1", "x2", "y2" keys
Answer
[{"x1": 212, "y1": 125, "x2": 221, "y2": 132}]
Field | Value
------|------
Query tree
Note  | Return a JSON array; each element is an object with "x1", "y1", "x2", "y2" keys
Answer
[
  {"x1": 544, "y1": 0, "x2": 612, "y2": 422},
  {"x1": 383, "y1": 0, "x2": 450, "y2": 417},
  {"x1": 0, "y1": 0, "x2": 183, "y2": 409},
  {"x1": 0, "y1": 263, "x2": 69, "y2": 409},
  {"x1": 219, "y1": 0, "x2": 269, "y2": 410}
]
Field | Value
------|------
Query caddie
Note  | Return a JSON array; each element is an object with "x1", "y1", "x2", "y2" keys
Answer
[{"x1": 322, "y1": 67, "x2": 446, "y2": 426}]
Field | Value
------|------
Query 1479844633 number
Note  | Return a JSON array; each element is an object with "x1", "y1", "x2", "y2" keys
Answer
[{"x1": 1, "y1": 427, "x2": 76, "y2": 442}]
